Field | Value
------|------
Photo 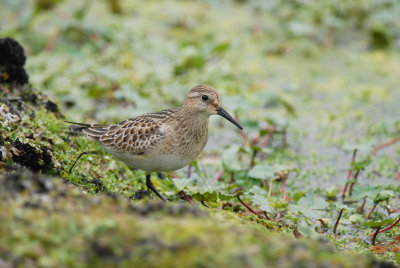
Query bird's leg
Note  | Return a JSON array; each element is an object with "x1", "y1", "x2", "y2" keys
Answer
[
  {"x1": 146, "y1": 173, "x2": 166, "y2": 201},
  {"x1": 68, "y1": 151, "x2": 88, "y2": 174},
  {"x1": 157, "y1": 172, "x2": 166, "y2": 180}
]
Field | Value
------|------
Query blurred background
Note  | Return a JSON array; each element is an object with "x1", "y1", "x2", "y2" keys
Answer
[{"x1": 2, "y1": 0, "x2": 400, "y2": 264}]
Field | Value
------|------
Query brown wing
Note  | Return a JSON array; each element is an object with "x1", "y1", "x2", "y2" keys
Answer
[{"x1": 78, "y1": 108, "x2": 179, "y2": 154}]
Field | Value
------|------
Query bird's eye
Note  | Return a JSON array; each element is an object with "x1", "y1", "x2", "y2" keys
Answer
[{"x1": 202, "y1": 95, "x2": 209, "y2": 101}]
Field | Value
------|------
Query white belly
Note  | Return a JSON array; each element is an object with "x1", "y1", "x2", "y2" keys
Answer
[{"x1": 106, "y1": 149, "x2": 192, "y2": 172}]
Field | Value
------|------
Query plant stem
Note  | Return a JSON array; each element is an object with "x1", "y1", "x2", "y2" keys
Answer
[
  {"x1": 280, "y1": 178, "x2": 287, "y2": 201},
  {"x1": 333, "y1": 208, "x2": 344, "y2": 234},
  {"x1": 360, "y1": 198, "x2": 366, "y2": 214},
  {"x1": 249, "y1": 150, "x2": 257, "y2": 169},
  {"x1": 367, "y1": 218, "x2": 400, "y2": 237},
  {"x1": 371, "y1": 136, "x2": 400, "y2": 155},
  {"x1": 366, "y1": 204, "x2": 377, "y2": 219},
  {"x1": 394, "y1": 170, "x2": 400, "y2": 180},
  {"x1": 341, "y1": 149, "x2": 357, "y2": 198},
  {"x1": 263, "y1": 211, "x2": 272, "y2": 221},
  {"x1": 181, "y1": 191, "x2": 195, "y2": 205},
  {"x1": 348, "y1": 169, "x2": 361, "y2": 196},
  {"x1": 213, "y1": 169, "x2": 224, "y2": 181},
  {"x1": 274, "y1": 211, "x2": 281, "y2": 222},
  {"x1": 261, "y1": 127, "x2": 275, "y2": 148},
  {"x1": 371, "y1": 227, "x2": 381, "y2": 245},
  {"x1": 237, "y1": 196, "x2": 262, "y2": 219},
  {"x1": 234, "y1": 112, "x2": 249, "y2": 147}
]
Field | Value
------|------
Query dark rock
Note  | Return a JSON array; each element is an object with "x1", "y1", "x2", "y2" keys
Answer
[
  {"x1": 0, "y1": 38, "x2": 26, "y2": 66},
  {"x1": 0, "y1": 38, "x2": 29, "y2": 85},
  {"x1": 0, "y1": 65, "x2": 29, "y2": 84},
  {"x1": 11, "y1": 139, "x2": 54, "y2": 172}
]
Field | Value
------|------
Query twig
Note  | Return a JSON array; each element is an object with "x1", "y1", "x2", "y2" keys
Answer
[
  {"x1": 360, "y1": 198, "x2": 366, "y2": 214},
  {"x1": 264, "y1": 180, "x2": 271, "y2": 193},
  {"x1": 341, "y1": 149, "x2": 358, "y2": 198},
  {"x1": 333, "y1": 208, "x2": 344, "y2": 234},
  {"x1": 280, "y1": 177, "x2": 288, "y2": 201},
  {"x1": 249, "y1": 150, "x2": 257, "y2": 169},
  {"x1": 274, "y1": 211, "x2": 281, "y2": 222},
  {"x1": 167, "y1": 172, "x2": 178, "y2": 178},
  {"x1": 237, "y1": 196, "x2": 262, "y2": 218},
  {"x1": 263, "y1": 211, "x2": 272, "y2": 221},
  {"x1": 371, "y1": 227, "x2": 381, "y2": 245},
  {"x1": 394, "y1": 170, "x2": 400, "y2": 180},
  {"x1": 367, "y1": 218, "x2": 400, "y2": 237},
  {"x1": 68, "y1": 152, "x2": 88, "y2": 174},
  {"x1": 366, "y1": 204, "x2": 377, "y2": 219},
  {"x1": 348, "y1": 169, "x2": 361, "y2": 196},
  {"x1": 187, "y1": 164, "x2": 192, "y2": 178},
  {"x1": 234, "y1": 112, "x2": 249, "y2": 147},
  {"x1": 214, "y1": 169, "x2": 224, "y2": 181},
  {"x1": 261, "y1": 127, "x2": 275, "y2": 148},
  {"x1": 45, "y1": 31, "x2": 60, "y2": 52},
  {"x1": 181, "y1": 191, "x2": 195, "y2": 206},
  {"x1": 200, "y1": 201, "x2": 209, "y2": 208},
  {"x1": 371, "y1": 136, "x2": 400, "y2": 155}
]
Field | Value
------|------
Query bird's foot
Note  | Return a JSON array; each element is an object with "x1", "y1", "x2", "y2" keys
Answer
[{"x1": 146, "y1": 174, "x2": 166, "y2": 201}]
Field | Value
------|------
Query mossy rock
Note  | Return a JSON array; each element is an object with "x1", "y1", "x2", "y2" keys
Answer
[{"x1": 0, "y1": 169, "x2": 392, "y2": 268}]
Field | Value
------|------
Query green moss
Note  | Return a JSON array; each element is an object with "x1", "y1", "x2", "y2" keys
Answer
[{"x1": 0, "y1": 170, "x2": 383, "y2": 268}]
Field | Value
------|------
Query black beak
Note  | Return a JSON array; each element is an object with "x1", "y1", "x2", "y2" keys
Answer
[{"x1": 217, "y1": 107, "x2": 243, "y2": 130}]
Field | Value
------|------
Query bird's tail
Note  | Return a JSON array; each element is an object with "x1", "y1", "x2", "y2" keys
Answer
[
  {"x1": 65, "y1": 121, "x2": 92, "y2": 133},
  {"x1": 66, "y1": 121, "x2": 109, "y2": 141}
]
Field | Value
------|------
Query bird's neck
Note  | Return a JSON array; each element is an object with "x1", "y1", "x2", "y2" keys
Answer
[{"x1": 177, "y1": 108, "x2": 209, "y2": 142}]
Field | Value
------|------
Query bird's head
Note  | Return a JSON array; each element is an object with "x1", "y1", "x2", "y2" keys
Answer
[{"x1": 182, "y1": 85, "x2": 243, "y2": 130}]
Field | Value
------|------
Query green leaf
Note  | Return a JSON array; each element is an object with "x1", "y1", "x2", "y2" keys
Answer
[
  {"x1": 363, "y1": 219, "x2": 393, "y2": 228},
  {"x1": 352, "y1": 185, "x2": 380, "y2": 200},
  {"x1": 297, "y1": 219, "x2": 317, "y2": 238},
  {"x1": 248, "y1": 164, "x2": 275, "y2": 180},
  {"x1": 374, "y1": 190, "x2": 395, "y2": 204},
  {"x1": 211, "y1": 42, "x2": 230, "y2": 54},
  {"x1": 289, "y1": 194, "x2": 329, "y2": 220},
  {"x1": 172, "y1": 178, "x2": 197, "y2": 191},
  {"x1": 249, "y1": 186, "x2": 274, "y2": 213},
  {"x1": 352, "y1": 157, "x2": 372, "y2": 171},
  {"x1": 395, "y1": 253, "x2": 400, "y2": 265},
  {"x1": 342, "y1": 142, "x2": 374, "y2": 154},
  {"x1": 349, "y1": 214, "x2": 364, "y2": 224}
]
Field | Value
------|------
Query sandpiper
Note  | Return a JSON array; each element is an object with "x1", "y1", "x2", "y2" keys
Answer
[{"x1": 68, "y1": 85, "x2": 242, "y2": 200}]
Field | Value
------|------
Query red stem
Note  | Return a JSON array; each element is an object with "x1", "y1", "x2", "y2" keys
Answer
[
  {"x1": 261, "y1": 127, "x2": 275, "y2": 148},
  {"x1": 280, "y1": 178, "x2": 287, "y2": 201},
  {"x1": 372, "y1": 136, "x2": 400, "y2": 155},
  {"x1": 213, "y1": 169, "x2": 224, "y2": 181},
  {"x1": 274, "y1": 211, "x2": 281, "y2": 222},
  {"x1": 367, "y1": 218, "x2": 400, "y2": 237},
  {"x1": 333, "y1": 208, "x2": 344, "y2": 234},
  {"x1": 235, "y1": 112, "x2": 249, "y2": 147},
  {"x1": 249, "y1": 150, "x2": 257, "y2": 169},
  {"x1": 341, "y1": 149, "x2": 357, "y2": 198},
  {"x1": 237, "y1": 196, "x2": 262, "y2": 219},
  {"x1": 168, "y1": 172, "x2": 178, "y2": 178},
  {"x1": 366, "y1": 204, "x2": 377, "y2": 219},
  {"x1": 394, "y1": 170, "x2": 400, "y2": 180},
  {"x1": 360, "y1": 198, "x2": 366, "y2": 214},
  {"x1": 181, "y1": 191, "x2": 195, "y2": 206},
  {"x1": 263, "y1": 211, "x2": 272, "y2": 221},
  {"x1": 371, "y1": 227, "x2": 381, "y2": 245},
  {"x1": 348, "y1": 169, "x2": 361, "y2": 196}
]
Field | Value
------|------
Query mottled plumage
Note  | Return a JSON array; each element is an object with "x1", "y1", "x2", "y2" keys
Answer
[{"x1": 68, "y1": 85, "x2": 242, "y2": 200}]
